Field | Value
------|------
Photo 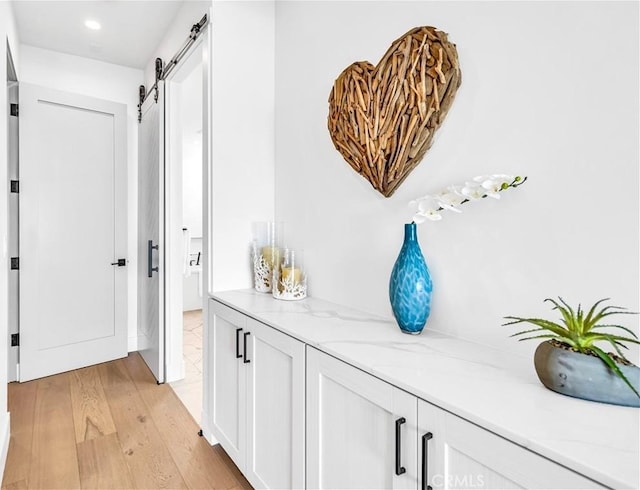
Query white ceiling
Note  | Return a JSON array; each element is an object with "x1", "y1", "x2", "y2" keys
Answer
[{"x1": 11, "y1": 1, "x2": 186, "y2": 69}]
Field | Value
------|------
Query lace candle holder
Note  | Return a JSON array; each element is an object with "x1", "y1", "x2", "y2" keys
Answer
[
  {"x1": 273, "y1": 249, "x2": 307, "y2": 301},
  {"x1": 252, "y1": 222, "x2": 283, "y2": 292}
]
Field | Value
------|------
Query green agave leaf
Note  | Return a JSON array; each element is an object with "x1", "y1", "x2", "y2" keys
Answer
[
  {"x1": 508, "y1": 327, "x2": 547, "y2": 338},
  {"x1": 557, "y1": 296, "x2": 576, "y2": 318},
  {"x1": 516, "y1": 335, "x2": 562, "y2": 342},
  {"x1": 590, "y1": 345, "x2": 640, "y2": 399},
  {"x1": 502, "y1": 316, "x2": 550, "y2": 327},
  {"x1": 591, "y1": 324, "x2": 639, "y2": 339},
  {"x1": 591, "y1": 305, "x2": 635, "y2": 326},
  {"x1": 545, "y1": 298, "x2": 576, "y2": 331},
  {"x1": 605, "y1": 335, "x2": 640, "y2": 346},
  {"x1": 611, "y1": 340, "x2": 630, "y2": 350},
  {"x1": 503, "y1": 317, "x2": 570, "y2": 338},
  {"x1": 581, "y1": 333, "x2": 640, "y2": 347},
  {"x1": 560, "y1": 296, "x2": 584, "y2": 334},
  {"x1": 577, "y1": 303, "x2": 585, "y2": 335},
  {"x1": 595, "y1": 335, "x2": 629, "y2": 360},
  {"x1": 587, "y1": 333, "x2": 640, "y2": 346},
  {"x1": 502, "y1": 317, "x2": 529, "y2": 326},
  {"x1": 584, "y1": 298, "x2": 610, "y2": 327}
]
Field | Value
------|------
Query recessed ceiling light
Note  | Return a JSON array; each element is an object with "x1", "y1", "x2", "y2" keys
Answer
[{"x1": 85, "y1": 20, "x2": 101, "y2": 30}]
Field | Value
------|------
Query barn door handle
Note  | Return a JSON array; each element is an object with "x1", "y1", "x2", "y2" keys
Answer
[
  {"x1": 148, "y1": 240, "x2": 159, "y2": 277},
  {"x1": 395, "y1": 417, "x2": 406, "y2": 476},
  {"x1": 422, "y1": 432, "x2": 433, "y2": 490}
]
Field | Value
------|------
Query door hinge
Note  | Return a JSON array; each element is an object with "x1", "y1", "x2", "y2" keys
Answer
[
  {"x1": 10, "y1": 180, "x2": 19, "y2": 193},
  {"x1": 10, "y1": 103, "x2": 18, "y2": 117},
  {"x1": 11, "y1": 333, "x2": 19, "y2": 347},
  {"x1": 10, "y1": 257, "x2": 19, "y2": 270}
]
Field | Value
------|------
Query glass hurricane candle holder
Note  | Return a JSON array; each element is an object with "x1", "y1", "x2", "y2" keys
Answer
[
  {"x1": 251, "y1": 222, "x2": 284, "y2": 292},
  {"x1": 273, "y1": 249, "x2": 307, "y2": 301}
]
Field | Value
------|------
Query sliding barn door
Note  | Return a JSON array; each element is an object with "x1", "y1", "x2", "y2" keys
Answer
[
  {"x1": 19, "y1": 83, "x2": 128, "y2": 381},
  {"x1": 138, "y1": 82, "x2": 166, "y2": 383}
]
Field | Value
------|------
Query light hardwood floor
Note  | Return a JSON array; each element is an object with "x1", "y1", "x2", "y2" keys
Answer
[{"x1": 1, "y1": 353, "x2": 251, "y2": 490}]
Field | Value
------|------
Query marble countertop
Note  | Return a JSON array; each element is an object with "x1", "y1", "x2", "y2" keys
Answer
[{"x1": 210, "y1": 289, "x2": 639, "y2": 489}]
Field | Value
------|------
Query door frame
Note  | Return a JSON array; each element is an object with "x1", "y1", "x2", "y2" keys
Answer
[
  {"x1": 6, "y1": 42, "x2": 18, "y2": 382},
  {"x1": 163, "y1": 19, "x2": 211, "y2": 384}
]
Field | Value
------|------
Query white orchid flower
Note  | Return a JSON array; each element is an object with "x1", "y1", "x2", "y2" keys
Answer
[
  {"x1": 461, "y1": 181, "x2": 485, "y2": 200},
  {"x1": 490, "y1": 174, "x2": 515, "y2": 185},
  {"x1": 414, "y1": 209, "x2": 443, "y2": 221},
  {"x1": 413, "y1": 197, "x2": 443, "y2": 221},
  {"x1": 481, "y1": 174, "x2": 515, "y2": 199},
  {"x1": 435, "y1": 186, "x2": 464, "y2": 213},
  {"x1": 481, "y1": 180, "x2": 502, "y2": 199}
]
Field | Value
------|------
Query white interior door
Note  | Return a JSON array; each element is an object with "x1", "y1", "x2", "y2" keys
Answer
[
  {"x1": 138, "y1": 83, "x2": 165, "y2": 383},
  {"x1": 19, "y1": 83, "x2": 128, "y2": 382}
]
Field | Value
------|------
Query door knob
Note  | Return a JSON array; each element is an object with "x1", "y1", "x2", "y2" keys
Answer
[{"x1": 111, "y1": 259, "x2": 126, "y2": 266}]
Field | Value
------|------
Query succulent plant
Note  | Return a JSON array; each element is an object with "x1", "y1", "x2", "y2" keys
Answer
[{"x1": 504, "y1": 297, "x2": 640, "y2": 398}]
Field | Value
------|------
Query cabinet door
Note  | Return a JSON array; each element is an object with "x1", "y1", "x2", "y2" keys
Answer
[
  {"x1": 245, "y1": 318, "x2": 306, "y2": 489},
  {"x1": 210, "y1": 302, "x2": 247, "y2": 469},
  {"x1": 307, "y1": 347, "x2": 417, "y2": 490},
  {"x1": 417, "y1": 400, "x2": 601, "y2": 490}
]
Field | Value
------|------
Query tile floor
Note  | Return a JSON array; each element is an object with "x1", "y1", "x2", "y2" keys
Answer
[{"x1": 169, "y1": 309, "x2": 203, "y2": 424}]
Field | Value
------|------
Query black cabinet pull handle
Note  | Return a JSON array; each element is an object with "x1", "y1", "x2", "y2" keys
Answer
[
  {"x1": 243, "y1": 331, "x2": 251, "y2": 363},
  {"x1": 422, "y1": 432, "x2": 433, "y2": 490},
  {"x1": 395, "y1": 417, "x2": 406, "y2": 476},
  {"x1": 147, "y1": 240, "x2": 159, "y2": 277},
  {"x1": 235, "y1": 328, "x2": 243, "y2": 359}
]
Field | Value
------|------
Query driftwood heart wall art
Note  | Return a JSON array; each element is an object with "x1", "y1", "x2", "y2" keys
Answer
[{"x1": 328, "y1": 26, "x2": 462, "y2": 197}]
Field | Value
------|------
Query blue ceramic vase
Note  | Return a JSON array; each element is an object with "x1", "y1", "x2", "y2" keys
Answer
[{"x1": 389, "y1": 223, "x2": 433, "y2": 334}]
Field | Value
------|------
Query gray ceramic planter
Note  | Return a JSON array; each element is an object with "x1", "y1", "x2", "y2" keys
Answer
[{"x1": 534, "y1": 341, "x2": 640, "y2": 407}]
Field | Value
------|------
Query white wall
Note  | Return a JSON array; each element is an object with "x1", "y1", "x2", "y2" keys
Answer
[
  {"x1": 0, "y1": 0, "x2": 20, "y2": 478},
  {"x1": 274, "y1": 1, "x2": 639, "y2": 358},
  {"x1": 143, "y1": 0, "x2": 275, "y2": 292},
  {"x1": 19, "y1": 45, "x2": 143, "y2": 351},
  {"x1": 210, "y1": 0, "x2": 276, "y2": 291}
]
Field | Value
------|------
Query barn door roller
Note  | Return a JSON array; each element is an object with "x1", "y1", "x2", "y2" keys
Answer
[{"x1": 138, "y1": 14, "x2": 208, "y2": 123}]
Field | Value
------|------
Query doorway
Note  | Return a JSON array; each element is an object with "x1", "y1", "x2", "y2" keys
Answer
[{"x1": 165, "y1": 41, "x2": 205, "y2": 423}]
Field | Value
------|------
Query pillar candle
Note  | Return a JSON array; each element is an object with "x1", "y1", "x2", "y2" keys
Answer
[
  {"x1": 261, "y1": 246, "x2": 281, "y2": 268},
  {"x1": 281, "y1": 266, "x2": 302, "y2": 285}
]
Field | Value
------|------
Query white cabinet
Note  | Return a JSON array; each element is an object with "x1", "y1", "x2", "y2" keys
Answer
[
  {"x1": 417, "y1": 400, "x2": 600, "y2": 490},
  {"x1": 209, "y1": 300, "x2": 305, "y2": 489},
  {"x1": 306, "y1": 347, "x2": 417, "y2": 489},
  {"x1": 207, "y1": 295, "x2": 609, "y2": 489},
  {"x1": 307, "y1": 347, "x2": 600, "y2": 490},
  {"x1": 210, "y1": 301, "x2": 245, "y2": 465}
]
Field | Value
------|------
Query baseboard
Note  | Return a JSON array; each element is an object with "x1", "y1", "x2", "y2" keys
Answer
[{"x1": 0, "y1": 412, "x2": 10, "y2": 485}]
